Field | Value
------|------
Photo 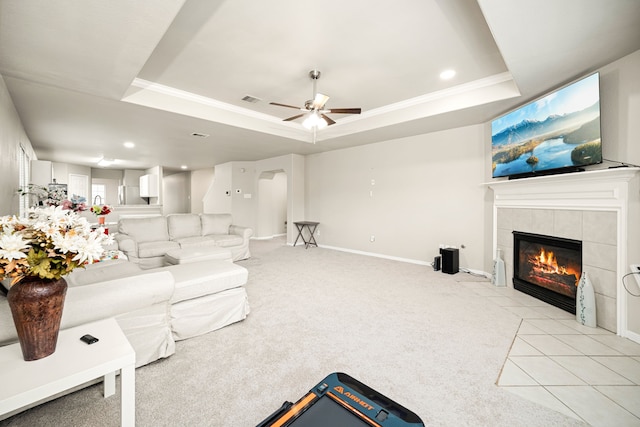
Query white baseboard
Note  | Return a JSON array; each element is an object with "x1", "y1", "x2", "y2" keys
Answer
[
  {"x1": 252, "y1": 233, "x2": 286, "y2": 240},
  {"x1": 623, "y1": 329, "x2": 640, "y2": 344},
  {"x1": 286, "y1": 242, "x2": 492, "y2": 277}
]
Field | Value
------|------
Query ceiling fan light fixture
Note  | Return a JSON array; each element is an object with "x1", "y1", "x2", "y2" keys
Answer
[
  {"x1": 303, "y1": 112, "x2": 327, "y2": 130},
  {"x1": 97, "y1": 157, "x2": 115, "y2": 167}
]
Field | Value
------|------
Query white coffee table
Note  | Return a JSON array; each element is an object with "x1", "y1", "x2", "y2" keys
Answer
[{"x1": 0, "y1": 318, "x2": 135, "y2": 426}]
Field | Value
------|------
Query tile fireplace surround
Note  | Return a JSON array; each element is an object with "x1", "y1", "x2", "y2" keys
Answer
[{"x1": 488, "y1": 167, "x2": 640, "y2": 342}]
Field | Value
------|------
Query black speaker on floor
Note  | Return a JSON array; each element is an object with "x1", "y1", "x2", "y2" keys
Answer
[{"x1": 441, "y1": 248, "x2": 459, "y2": 274}]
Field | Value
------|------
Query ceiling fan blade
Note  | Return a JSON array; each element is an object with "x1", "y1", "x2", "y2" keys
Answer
[
  {"x1": 312, "y1": 93, "x2": 330, "y2": 110},
  {"x1": 326, "y1": 108, "x2": 362, "y2": 115},
  {"x1": 270, "y1": 102, "x2": 304, "y2": 110},
  {"x1": 321, "y1": 114, "x2": 336, "y2": 126},
  {"x1": 283, "y1": 113, "x2": 305, "y2": 122}
]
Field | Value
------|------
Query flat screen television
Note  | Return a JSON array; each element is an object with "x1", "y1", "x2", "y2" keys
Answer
[{"x1": 491, "y1": 72, "x2": 602, "y2": 179}]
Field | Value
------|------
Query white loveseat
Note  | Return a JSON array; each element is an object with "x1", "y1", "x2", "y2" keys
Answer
[
  {"x1": 115, "y1": 213, "x2": 252, "y2": 269},
  {"x1": 0, "y1": 257, "x2": 250, "y2": 368}
]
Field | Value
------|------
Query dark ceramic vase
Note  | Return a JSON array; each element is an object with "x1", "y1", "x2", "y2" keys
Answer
[{"x1": 7, "y1": 277, "x2": 67, "y2": 361}]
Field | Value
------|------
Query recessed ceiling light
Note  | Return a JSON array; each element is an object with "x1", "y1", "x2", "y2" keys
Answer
[
  {"x1": 181, "y1": 165, "x2": 188, "y2": 170},
  {"x1": 123, "y1": 141, "x2": 135, "y2": 148},
  {"x1": 440, "y1": 69, "x2": 456, "y2": 80}
]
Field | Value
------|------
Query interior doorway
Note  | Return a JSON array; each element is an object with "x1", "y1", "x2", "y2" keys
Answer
[{"x1": 257, "y1": 170, "x2": 287, "y2": 239}]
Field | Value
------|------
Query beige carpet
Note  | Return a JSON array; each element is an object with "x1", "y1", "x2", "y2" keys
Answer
[{"x1": 0, "y1": 238, "x2": 585, "y2": 426}]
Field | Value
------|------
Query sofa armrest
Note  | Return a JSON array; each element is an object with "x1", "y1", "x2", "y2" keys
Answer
[
  {"x1": 229, "y1": 225, "x2": 253, "y2": 240},
  {"x1": 0, "y1": 271, "x2": 175, "y2": 346},
  {"x1": 60, "y1": 271, "x2": 175, "y2": 329},
  {"x1": 115, "y1": 233, "x2": 138, "y2": 258}
]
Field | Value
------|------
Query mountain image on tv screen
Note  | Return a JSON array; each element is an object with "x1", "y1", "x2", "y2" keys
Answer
[{"x1": 491, "y1": 73, "x2": 602, "y2": 178}]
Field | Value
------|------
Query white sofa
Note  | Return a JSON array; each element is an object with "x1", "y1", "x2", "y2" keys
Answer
[
  {"x1": 115, "y1": 213, "x2": 253, "y2": 269},
  {"x1": 0, "y1": 257, "x2": 250, "y2": 368}
]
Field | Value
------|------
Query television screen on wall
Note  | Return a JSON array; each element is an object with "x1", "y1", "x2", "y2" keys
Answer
[{"x1": 491, "y1": 72, "x2": 602, "y2": 179}]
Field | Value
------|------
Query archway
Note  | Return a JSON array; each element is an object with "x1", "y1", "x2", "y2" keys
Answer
[{"x1": 256, "y1": 170, "x2": 287, "y2": 239}]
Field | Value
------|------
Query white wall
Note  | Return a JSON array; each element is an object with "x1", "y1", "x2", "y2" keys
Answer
[
  {"x1": 205, "y1": 162, "x2": 232, "y2": 213},
  {"x1": 305, "y1": 124, "x2": 488, "y2": 270},
  {"x1": 599, "y1": 50, "x2": 640, "y2": 335},
  {"x1": 163, "y1": 171, "x2": 190, "y2": 215},
  {"x1": 0, "y1": 75, "x2": 36, "y2": 216},
  {"x1": 190, "y1": 168, "x2": 214, "y2": 214}
]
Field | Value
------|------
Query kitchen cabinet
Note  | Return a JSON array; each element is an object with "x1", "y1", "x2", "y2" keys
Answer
[{"x1": 139, "y1": 174, "x2": 158, "y2": 197}]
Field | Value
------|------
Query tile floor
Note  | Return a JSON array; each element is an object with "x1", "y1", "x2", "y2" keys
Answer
[{"x1": 467, "y1": 282, "x2": 640, "y2": 426}]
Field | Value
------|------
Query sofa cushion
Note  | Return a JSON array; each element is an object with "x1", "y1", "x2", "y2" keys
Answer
[
  {"x1": 148, "y1": 262, "x2": 248, "y2": 304},
  {"x1": 118, "y1": 216, "x2": 169, "y2": 243},
  {"x1": 207, "y1": 234, "x2": 244, "y2": 247},
  {"x1": 165, "y1": 247, "x2": 232, "y2": 265},
  {"x1": 200, "y1": 213, "x2": 232, "y2": 235},
  {"x1": 172, "y1": 236, "x2": 216, "y2": 248},
  {"x1": 66, "y1": 260, "x2": 143, "y2": 287},
  {"x1": 138, "y1": 241, "x2": 180, "y2": 258},
  {"x1": 167, "y1": 214, "x2": 202, "y2": 240}
]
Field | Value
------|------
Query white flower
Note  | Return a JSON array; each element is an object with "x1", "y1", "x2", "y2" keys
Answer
[
  {"x1": 71, "y1": 232, "x2": 105, "y2": 264},
  {"x1": 0, "y1": 234, "x2": 30, "y2": 260},
  {"x1": 0, "y1": 215, "x2": 18, "y2": 229}
]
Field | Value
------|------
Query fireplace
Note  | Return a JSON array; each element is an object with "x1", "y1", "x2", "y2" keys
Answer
[{"x1": 513, "y1": 231, "x2": 582, "y2": 314}]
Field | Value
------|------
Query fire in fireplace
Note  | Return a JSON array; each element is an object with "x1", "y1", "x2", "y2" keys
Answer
[{"x1": 513, "y1": 231, "x2": 582, "y2": 314}]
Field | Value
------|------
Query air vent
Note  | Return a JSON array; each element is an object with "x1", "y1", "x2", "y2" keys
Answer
[
  {"x1": 190, "y1": 132, "x2": 210, "y2": 138},
  {"x1": 241, "y1": 95, "x2": 261, "y2": 103}
]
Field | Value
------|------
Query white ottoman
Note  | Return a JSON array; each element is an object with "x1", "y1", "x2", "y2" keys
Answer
[
  {"x1": 164, "y1": 246, "x2": 232, "y2": 265},
  {"x1": 158, "y1": 261, "x2": 250, "y2": 340}
]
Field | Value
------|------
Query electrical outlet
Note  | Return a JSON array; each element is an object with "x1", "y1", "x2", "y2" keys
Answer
[{"x1": 370, "y1": 235, "x2": 375, "y2": 242}]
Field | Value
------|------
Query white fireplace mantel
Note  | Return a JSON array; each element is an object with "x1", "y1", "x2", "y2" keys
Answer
[
  {"x1": 486, "y1": 167, "x2": 640, "y2": 341},
  {"x1": 487, "y1": 167, "x2": 639, "y2": 209}
]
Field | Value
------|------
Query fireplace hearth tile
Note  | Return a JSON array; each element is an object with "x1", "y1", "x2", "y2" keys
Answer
[
  {"x1": 502, "y1": 386, "x2": 581, "y2": 421},
  {"x1": 531, "y1": 306, "x2": 575, "y2": 319},
  {"x1": 510, "y1": 356, "x2": 586, "y2": 385},
  {"x1": 510, "y1": 337, "x2": 543, "y2": 356},
  {"x1": 526, "y1": 319, "x2": 582, "y2": 335},
  {"x1": 595, "y1": 386, "x2": 640, "y2": 418},
  {"x1": 511, "y1": 294, "x2": 554, "y2": 307},
  {"x1": 592, "y1": 357, "x2": 640, "y2": 383},
  {"x1": 590, "y1": 336, "x2": 640, "y2": 356},
  {"x1": 519, "y1": 335, "x2": 583, "y2": 355},
  {"x1": 551, "y1": 356, "x2": 633, "y2": 385},
  {"x1": 518, "y1": 321, "x2": 547, "y2": 335},
  {"x1": 546, "y1": 386, "x2": 640, "y2": 426},
  {"x1": 555, "y1": 334, "x2": 623, "y2": 356},
  {"x1": 497, "y1": 360, "x2": 538, "y2": 386},
  {"x1": 558, "y1": 320, "x2": 615, "y2": 334},
  {"x1": 486, "y1": 296, "x2": 521, "y2": 306},
  {"x1": 502, "y1": 306, "x2": 551, "y2": 319}
]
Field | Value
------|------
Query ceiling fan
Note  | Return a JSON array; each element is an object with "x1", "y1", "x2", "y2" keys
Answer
[{"x1": 270, "y1": 70, "x2": 361, "y2": 130}]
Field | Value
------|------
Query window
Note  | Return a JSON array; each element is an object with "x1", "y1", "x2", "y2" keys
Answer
[
  {"x1": 92, "y1": 184, "x2": 106, "y2": 205},
  {"x1": 18, "y1": 145, "x2": 30, "y2": 217}
]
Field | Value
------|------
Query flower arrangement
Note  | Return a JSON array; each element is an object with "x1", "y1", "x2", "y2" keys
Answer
[
  {"x1": 0, "y1": 206, "x2": 113, "y2": 286},
  {"x1": 62, "y1": 194, "x2": 87, "y2": 212},
  {"x1": 90, "y1": 204, "x2": 112, "y2": 216},
  {"x1": 17, "y1": 184, "x2": 66, "y2": 207}
]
